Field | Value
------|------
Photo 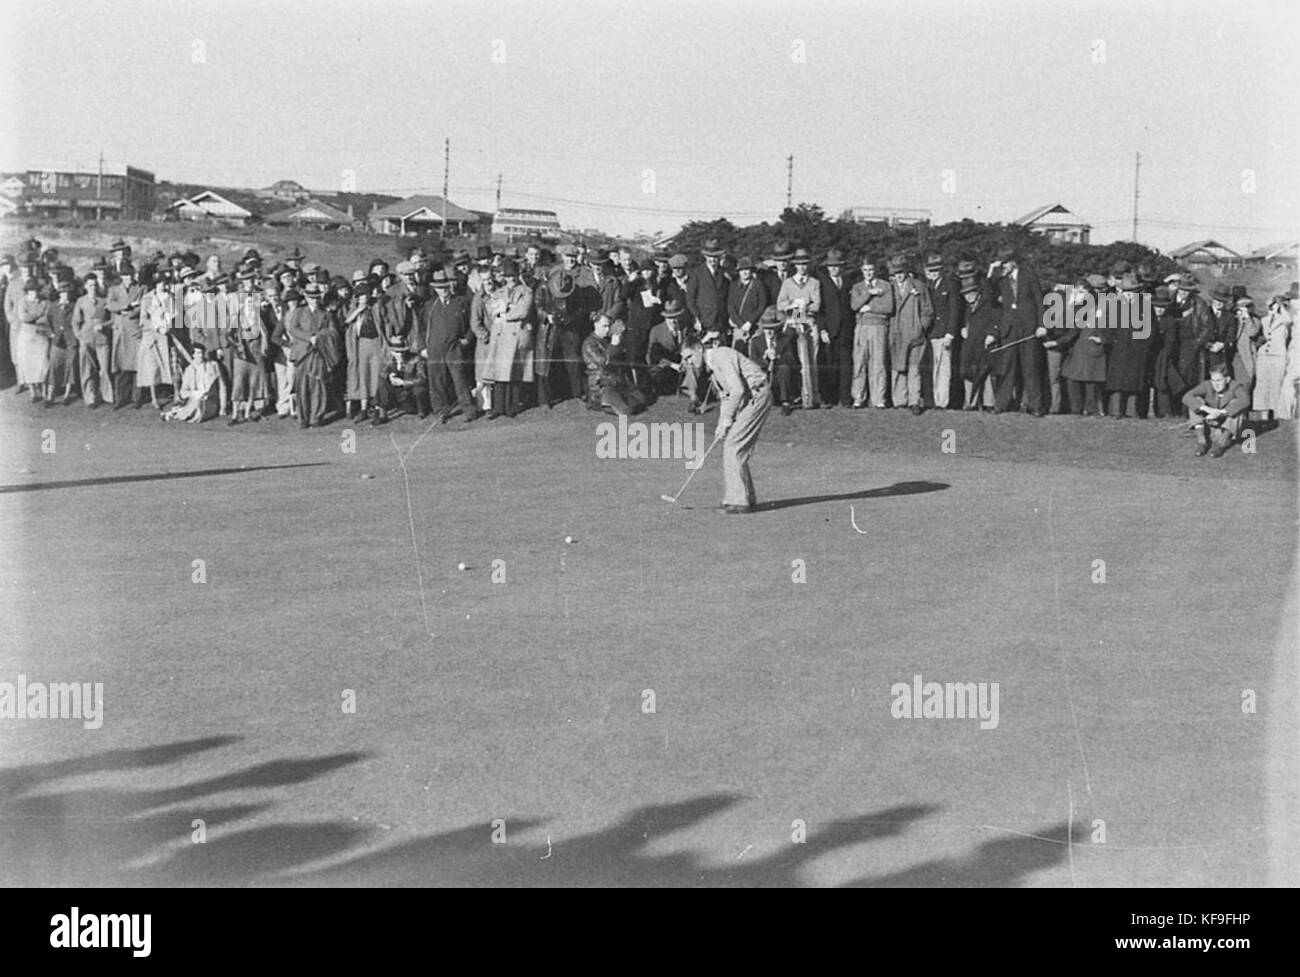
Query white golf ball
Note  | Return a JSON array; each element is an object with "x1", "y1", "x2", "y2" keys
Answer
[
  {"x1": 457, "y1": 562, "x2": 467, "y2": 571},
  {"x1": 564, "y1": 536, "x2": 574, "y2": 544}
]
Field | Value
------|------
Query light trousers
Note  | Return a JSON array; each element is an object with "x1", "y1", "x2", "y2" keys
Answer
[
  {"x1": 722, "y1": 385, "x2": 773, "y2": 508},
  {"x1": 852, "y1": 322, "x2": 888, "y2": 406}
]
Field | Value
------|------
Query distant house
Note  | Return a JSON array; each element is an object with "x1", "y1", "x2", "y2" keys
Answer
[
  {"x1": 265, "y1": 179, "x2": 307, "y2": 201},
  {"x1": 368, "y1": 195, "x2": 491, "y2": 236},
  {"x1": 492, "y1": 207, "x2": 561, "y2": 240},
  {"x1": 1015, "y1": 202, "x2": 1091, "y2": 245},
  {"x1": 1243, "y1": 241, "x2": 1299, "y2": 267},
  {"x1": 840, "y1": 206, "x2": 932, "y2": 227},
  {"x1": 1169, "y1": 239, "x2": 1242, "y2": 268},
  {"x1": 166, "y1": 189, "x2": 261, "y2": 227},
  {"x1": 264, "y1": 198, "x2": 360, "y2": 231},
  {"x1": 0, "y1": 175, "x2": 25, "y2": 198}
]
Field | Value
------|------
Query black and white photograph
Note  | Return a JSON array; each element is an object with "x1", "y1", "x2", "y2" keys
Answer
[{"x1": 1, "y1": 0, "x2": 1296, "y2": 917}]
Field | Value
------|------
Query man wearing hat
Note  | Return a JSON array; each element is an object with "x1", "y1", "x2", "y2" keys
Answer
[
  {"x1": 818, "y1": 249, "x2": 854, "y2": 407},
  {"x1": 107, "y1": 263, "x2": 145, "y2": 408},
  {"x1": 1230, "y1": 295, "x2": 1261, "y2": 393},
  {"x1": 761, "y1": 241, "x2": 794, "y2": 300},
  {"x1": 416, "y1": 269, "x2": 480, "y2": 422},
  {"x1": 662, "y1": 255, "x2": 694, "y2": 328},
  {"x1": 849, "y1": 258, "x2": 894, "y2": 408},
  {"x1": 748, "y1": 302, "x2": 796, "y2": 412},
  {"x1": 887, "y1": 254, "x2": 933, "y2": 414},
  {"x1": 1102, "y1": 273, "x2": 1155, "y2": 419},
  {"x1": 286, "y1": 283, "x2": 341, "y2": 428},
  {"x1": 138, "y1": 273, "x2": 177, "y2": 410},
  {"x1": 687, "y1": 239, "x2": 730, "y2": 343},
  {"x1": 545, "y1": 246, "x2": 596, "y2": 402},
  {"x1": 592, "y1": 258, "x2": 626, "y2": 323},
  {"x1": 72, "y1": 272, "x2": 114, "y2": 407},
  {"x1": 777, "y1": 248, "x2": 823, "y2": 409},
  {"x1": 727, "y1": 257, "x2": 769, "y2": 352},
  {"x1": 988, "y1": 248, "x2": 1046, "y2": 415},
  {"x1": 1058, "y1": 277, "x2": 1109, "y2": 417},
  {"x1": 109, "y1": 240, "x2": 132, "y2": 276},
  {"x1": 372, "y1": 334, "x2": 429, "y2": 425},
  {"x1": 647, "y1": 298, "x2": 703, "y2": 408},
  {"x1": 480, "y1": 260, "x2": 535, "y2": 419},
  {"x1": 1152, "y1": 284, "x2": 1196, "y2": 417},
  {"x1": 702, "y1": 318, "x2": 774, "y2": 514},
  {"x1": 44, "y1": 279, "x2": 80, "y2": 405},
  {"x1": 923, "y1": 254, "x2": 961, "y2": 410}
]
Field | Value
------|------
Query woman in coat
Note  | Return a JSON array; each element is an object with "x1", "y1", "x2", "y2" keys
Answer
[
  {"x1": 532, "y1": 270, "x2": 572, "y2": 408},
  {"x1": 1252, "y1": 295, "x2": 1292, "y2": 415},
  {"x1": 16, "y1": 279, "x2": 51, "y2": 401},
  {"x1": 1102, "y1": 276, "x2": 1153, "y2": 418},
  {"x1": 108, "y1": 265, "x2": 144, "y2": 407},
  {"x1": 343, "y1": 285, "x2": 386, "y2": 420},
  {"x1": 137, "y1": 277, "x2": 175, "y2": 409},
  {"x1": 1060, "y1": 279, "x2": 1110, "y2": 416},
  {"x1": 481, "y1": 260, "x2": 535, "y2": 418}
]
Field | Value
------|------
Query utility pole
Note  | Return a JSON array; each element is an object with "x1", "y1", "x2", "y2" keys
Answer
[
  {"x1": 786, "y1": 154, "x2": 793, "y2": 210},
  {"x1": 496, "y1": 172, "x2": 502, "y2": 212},
  {"x1": 97, "y1": 152, "x2": 104, "y2": 222},
  {"x1": 1132, "y1": 151, "x2": 1141, "y2": 242},
  {"x1": 442, "y1": 138, "x2": 450, "y2": 235}
]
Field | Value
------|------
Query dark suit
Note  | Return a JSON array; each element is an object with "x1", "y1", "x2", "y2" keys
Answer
[
  {"x1": 748, "y1": 329, "x2": 796, "y2": 405},
  {"x1": 686, "y1": 264, "x2": 729, "y2": 337},
  {"x1": 726, "y1": 275, "x2": 768, "y2": 350},
  {"x1": 418, "y1": 293, "x2": 475, "y2": 414},
  {"x1": 990, "y1": 265, "x2": 1045, "y2": 413},
  {"x1": 817, "y1": 270, "x2": 855, "y2": 405}
]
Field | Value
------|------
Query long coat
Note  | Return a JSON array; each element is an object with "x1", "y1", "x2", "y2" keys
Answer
[
  {"x1": 138, "y1": 290, "x2": 175, "y2": 386},
  {"x1": 1104, "y1": 293, "x2": 1152, "y2": 392},
  {"x1": 1060, "y1": 324, "x2": 1108, "y2": 383},
  {"x1": 107, "y1": 282, "x2": 144, "y2": 375},
  {"x1": 889, "y1": 277, "x2": 933, "y2": 366},
  {"x1": 481, "y1": 283, "x2": 535, "y2": 383}
]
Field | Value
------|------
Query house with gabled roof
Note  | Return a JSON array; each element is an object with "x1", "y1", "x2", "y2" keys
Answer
[
  {"x1": 1015, "y1": 203, "x2": 1091, "y2": 245},
  {"x1": 367, "y1": 195, "x2": 491, "y2": 236}
]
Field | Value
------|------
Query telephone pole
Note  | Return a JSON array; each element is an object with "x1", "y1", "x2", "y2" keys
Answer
[
  {"x1": 496, "y1": 172, "x2": 502, "y2": 212},
  {"x1": 97, "y1": 152, "x2": 104, "y2": 222},
  {"x1": 1132, "y1": 151, "x2": 1141, "y2": 242},
  {"x1": 786, "y1": 154, "x2": 793, "y2": 210},
  {"x1": 442, "y1": 138, "x2": 450, "y2": 233}
]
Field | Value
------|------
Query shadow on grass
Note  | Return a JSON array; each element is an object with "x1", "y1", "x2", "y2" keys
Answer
[
  {"x1": 1, "y1": 736, "x2": 1077, "y2": 887},
  {"x1": 0, "y1": 462, "x2": 330, "y2": 495},
  {"x1": 763, "y1": 480, "x2": 950, "y2": 512}
]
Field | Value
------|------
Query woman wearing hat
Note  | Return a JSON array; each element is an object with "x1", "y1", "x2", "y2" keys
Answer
[
  {"x1": 343, "y1": 283, "x2": 387, "y2": 421},
  {"x1": 138, "y1": 275, "x2": 177, "y2": 410},
  {"x1": 1251, "y1": 295, "x2": 1291, "y2": 416},
  {"x1": 107, "y1": 264, "x2": 145, "y2": 408},
  {"x1": 16, "y1": 278, "x2": 52, "y2": 402},
  {"x1": 1059, "y1": 278, "x2": 1110, "y2": 417}
]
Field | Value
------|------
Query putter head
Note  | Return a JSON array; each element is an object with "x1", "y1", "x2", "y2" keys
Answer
[{"x1": 660, "y1": 494, "x2": 677, "y2": 503}]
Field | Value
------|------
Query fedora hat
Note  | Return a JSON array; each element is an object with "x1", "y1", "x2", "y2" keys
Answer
[
  {"x1": 661, "y1": 298, "x2": 687, "y2": 319},
  {"x1": 668, "y1": 254, "x2": 689, "y2": 270},
  {"x1": 1177, "y1": 273, "x2": 1199, "y2": 292},
  {"x1": 768, "y1": 241, "x2": 793, "y2": 261},
  {"x1": 736, "y1": 256, "x2": 756, "y2": 271},
  {"x1": 758, "y1": 305, "x2": 783, "y2": 328},
  {"x1": 429, "y1": 269, "x2": 452, "y2": 288},
  {"x1": 790, "y1": 247, "x2": 813, "y2": 264},
  {"x1": 1211, "y1": 284, "x2": 1232, "y2": 302},
  {"x1": 924, "y1": 253, "x2": 943, "y2": 271},
  {"x1": 822, "y1": 249, "x2": 846, "y2": 267},
  {"x1": 701, "y1": 238, "x2": 726, "y2": 258},
  {"x1": 1151, "y1": 285, "x2": 1174, "y2": 308},
  {"x1": 956, "y1": 259, "x2": 978, "y2": 276},
  {"x1": 887, "y1": 255, "x2": 908, "y2": 274}
]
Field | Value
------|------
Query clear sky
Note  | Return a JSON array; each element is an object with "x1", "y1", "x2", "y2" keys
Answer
[{"x1": 2, "y1": 0, "x2": 1297, "y2": 252}]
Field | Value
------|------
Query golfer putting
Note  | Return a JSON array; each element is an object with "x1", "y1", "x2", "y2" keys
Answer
[{"x1": 699, "y1": 306, "x2": 777, "y2": 514}]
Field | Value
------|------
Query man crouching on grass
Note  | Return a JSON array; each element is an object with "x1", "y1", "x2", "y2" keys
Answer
[
  {"x1": 1183, "y1": 363, "x2": 1250, "y2": 458},
  {"x1": 702, "y1": 308, "x2": 776, "y2": 514}
]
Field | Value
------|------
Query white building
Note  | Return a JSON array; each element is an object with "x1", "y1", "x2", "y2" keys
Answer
[
  {"x1": 492, "y1": 207, "x2": 561, "y2": 240},
  {"x1": 840, "y1": 206, "x2": 932, "y2": 227}
]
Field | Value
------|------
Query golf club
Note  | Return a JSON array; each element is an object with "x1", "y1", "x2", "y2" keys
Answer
[
  {"x1": 987, "y1": 333, "x2": 1041, "y2": 354},
  {"x1": 660, "y1": 433, "x2": 723, "y2": 504}
]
